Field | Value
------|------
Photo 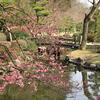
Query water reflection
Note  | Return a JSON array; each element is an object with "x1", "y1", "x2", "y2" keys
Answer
[
  {"x1": 66, "y1": 70, "x2": 100, "y2": 100},
  {"x1": 0, "y1": 70, "x2": 99, "y2": 100},
  {"x1": 0, "y1": 82, "x2": 67, "y2": 100},
  {"x1": 82, "y1": 71, "x2": 95, "y2": 100}
]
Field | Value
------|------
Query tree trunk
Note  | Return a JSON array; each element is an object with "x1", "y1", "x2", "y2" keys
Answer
[
  {"x1": 9, "y1": 32, "x2": 13, "y2": 41},
  {"x1": 35, "y1": 10, "x2": 39, "y2": 24},
  {"x1": 80, "y1": 16, "x2": 90, "y2": 50},
  {"x1": 80, "y1": 0, "x2": 100, "y2": 50},
  {"x1": 82, "y1": 71, "x2": 95, "y2": 100}
]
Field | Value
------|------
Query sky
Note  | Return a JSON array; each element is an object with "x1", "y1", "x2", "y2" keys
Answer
[
  {"x1": 77, "y1": 0, "x2": 92, "y2": 7},
  {"x1": 77, "y1": 0, "x2": 99, "y2": 7}
]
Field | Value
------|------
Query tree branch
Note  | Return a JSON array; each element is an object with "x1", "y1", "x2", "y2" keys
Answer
[
  {"x1": 93, "y1": 0, "x2": 96, "y2": 4},
  {"x1": 88, "y1": 0, "x2": 94, "y2": 4},
  {"x1": 88, "y1": 0, "x2": 100, "y2": 20},
  {"x1": 0, "y1": 44, "x2": 24, "y2": 72},
  {"x1": 5, "y1": 26, "x2": 26, "y2": 59},
  {"x1": 88, "y1": 0, "x2": 96, "y2": 5},
  {"x1": 0, "y1": 3, "x2": 36, "y2": 23}
]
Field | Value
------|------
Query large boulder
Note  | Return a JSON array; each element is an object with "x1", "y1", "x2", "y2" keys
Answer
[
  {"x1": 0, "y1": 41, "x2": 11, "y2": 48},
  {"x1": 0, "y1": 33, "x2": 7, "y2": 41},
  {"x1": 11, "y1": 39, "x2": 27, "y2": 49},
  {"x1": 90, "y1": 63, "x2": 96, "y2": 68}
]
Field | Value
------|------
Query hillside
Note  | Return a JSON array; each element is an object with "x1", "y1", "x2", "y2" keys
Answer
[{"x1": 45, "y1": 0, "x2": 89, "y2": 29}]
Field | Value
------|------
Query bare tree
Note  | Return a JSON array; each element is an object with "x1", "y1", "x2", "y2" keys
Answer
[{"x1": 80, "y1": 0, "x2": 100, "y2": 50}]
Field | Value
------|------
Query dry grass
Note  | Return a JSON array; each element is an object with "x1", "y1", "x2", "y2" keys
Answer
[{"x1": 70, "y1": 50, "x2": 100, "y2": 64}]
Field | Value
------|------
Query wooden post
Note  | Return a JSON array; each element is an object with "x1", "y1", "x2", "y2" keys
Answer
[
  {"x1": 73, "y1": 35, "x2": 77, "y2": 46},
  {"x1": 79, "y1": 35, "x2": 82, "y2": 48}
]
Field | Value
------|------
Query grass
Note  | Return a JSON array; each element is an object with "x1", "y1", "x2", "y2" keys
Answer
[
  {"x1": 70, "y1": 50, "x2": 100, "y2": 64},
  {"x1": 26, "y1": 40, "x2": 38, "y2": 51}
]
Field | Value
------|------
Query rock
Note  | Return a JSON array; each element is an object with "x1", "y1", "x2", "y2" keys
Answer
[
  {"x1": 75, "y1": 57, "x2": 85, "y2": 65},
  {"x1": 0, "y1": 33, "x2": 7, "y2": 41},
  {"x1": 96, "y1": 65, "x2": 100, "y2": 69},
  {"x1": 0, "y1": 41, "x2": 11, "y2": 48},
  {"x1": 11, "y1": 39, "x2": 27, "y2": 49},
  {"x1": 76, "y1": 58, "x2": 82, "y2": 62},
  {"x1": 64, "y1": 56, "x2": 70, "y2": 61},
  {"x1": 84, "y1": 62, "x2": 91, "y2": 66},
  {"x1": 90, "y1": 63, "x2": 96, "y2": 68}
]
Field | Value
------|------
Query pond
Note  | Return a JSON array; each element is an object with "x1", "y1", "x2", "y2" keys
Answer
[
  {"x1": 0, "y1": 69, "x2": 99, "y2": 100},
  {"x1": 66, "y1": 70, "x2": 100, "y2": 100},
  {"x1": 0, "y1": 45, "x2": 99, "y2": 100}
]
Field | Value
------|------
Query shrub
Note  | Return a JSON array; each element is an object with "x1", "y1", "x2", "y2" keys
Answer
[
  {"x1": 87, "y1": 34, "x2": 95, "y2": 43},
  {"x1": 12, "y1": 30, "x2": 29, "y2": 40},
  {"x1": 94, "y1": 33, "x2": 100, "y2": 42},
  {"x1": 33, "y1": 6, "x2": 45, "y2": 11},
  {"x1": 95, "y1": 49, "x2": 100, "y2": 53},
  {"x1": 37, "y1": 11, "x2": 51, "y2": 16}
]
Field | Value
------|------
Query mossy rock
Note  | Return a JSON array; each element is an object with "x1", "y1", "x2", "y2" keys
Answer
[
  {"x1": 0, "y1": 41, "x2": 11, "y2": 48},
  {"x1": 0, "y1": 33, "x2": 7, "y2": 41},
  {"x1": 11, "y1": 39, "x2": 27, "y2": 49}
]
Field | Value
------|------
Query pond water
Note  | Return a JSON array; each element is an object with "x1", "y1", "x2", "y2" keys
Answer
[
  {"x1": 0, "y1": 45, "x2": 99, "y2": 100},
  {"x1": 66, "y1": 70, "x2": 100, "y2": 100},
  {"x1": 0, "y1": 69, "x2": 99, "y2": 100}
]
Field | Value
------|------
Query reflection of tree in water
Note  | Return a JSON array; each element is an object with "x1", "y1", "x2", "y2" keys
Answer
[
  {"x1": 88, "y1": 72, "x2": 100, "y2": 97},
  {"x1": 82, "y1": 71, "x2": 100, "y2": 100},
  {"x1": 82, "y1": 71, "x2": 95, "y2": 100}
]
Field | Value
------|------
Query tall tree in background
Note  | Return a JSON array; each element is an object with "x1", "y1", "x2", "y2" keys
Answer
[
  {"x1": 30, "y1": 0, "x2": 50, "y2": 24},
  {"x1": 80, "y1": 0, "x2": 100, "y2": 50}
]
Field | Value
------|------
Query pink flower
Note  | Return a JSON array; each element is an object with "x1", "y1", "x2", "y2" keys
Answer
[
  {"x1": 0, "y1": 59, "x2": 4, "y2": 63},
  {"x1": 35, "y1": 70, "x2": 41, "y2": 73},
  {"x1": 50, "y1": 56, "x2": 55, "y2": 61},
  {"x1": 32, "y1": 16, "x2": 37, "y2": 19},
  {"x1": 96, "y1": 97, "x2": 100, "y2": 100},
  {"x1": 16, "y1": 80, "x2": 24, "y2": 88},
  {"x1": 49, "y1": 62, "x2": 57, "y2": 66},
  {"x1": 41, "y1": 73, "x2": 45, "y2": 77},
  {"x1": 31, "y1": 32, "x2": 38, "y2": 35}
]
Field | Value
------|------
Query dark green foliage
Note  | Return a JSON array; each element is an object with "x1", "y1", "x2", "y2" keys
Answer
[
  {"x1": 95, "y1": 33, "x2": 100, "y2": 42},
  {"x1": 64, "y1": 16, "x2": 82, "y2": 33},
  {"x1": 30, "y1": 0, "x2": 50, "y2": 23},
  {"x1": 33, "y1": 6, "x2": 45, "y2": 11},
  {"x1": 0, "y1": 19, "x2": 6, "y2": 31},
  {"x1": 26, "y1": 40, "x2": 38, "y2": 51},
  {"x1": 36, "y1": 1, "x2": 49, "y2": 6},
  {"x1": 76, "y1": 23, "x2": 82, "y2": 34},
  {"x1": 87, "y1": 34, "x2": 95, "y2": 42},
  {"x1": 37, "y1": 10, "x2": 51, "y2": 16},
  {"x1": 88, "y1": 9, "x2": 100, "y2": 42},
  {"x1": 11, "y1": 30, "x2": 29, "y2": 40},
  {"x1": 94, "y1": 49, "x2": 100, "y2": 53}
]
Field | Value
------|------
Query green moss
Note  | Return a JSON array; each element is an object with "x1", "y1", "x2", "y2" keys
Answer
[
  {"x1": 26, "y1": 40, "x2": 38, "y2": 51},
  {"x1": 33, "y1": 6, "x2": 45, "y2": 11},
  {"x1": 37, "y1": 11, "x2": 51, "y2": 16},
  {"x1": 36, "y1": 1, "x2": 49, "y2": 6},
  {"x1": 12, "y1": 30, "x2": 29, "y2": 40}
]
